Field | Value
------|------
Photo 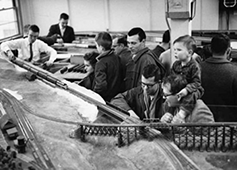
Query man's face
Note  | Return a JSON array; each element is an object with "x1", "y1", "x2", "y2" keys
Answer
[
  {"x1": 162, "y1": 83, "x2": 179, "y2": 107},
  {"x1": 173, "y1": 42, "x2": 192, "y2": 61},
  {"x1": 141, "y1": 75, "x2": 159, "y2": 96},
  {"x1": 28, "y1": 30, "x2": 39, "y2": 44},
  {"x1": 59, "y1": 19, "x2": 68, "y2": 29},
  {"x1": 127, "y1": 34, "x2": 144, "y2": 54},
  {"x1": 112, "y1": 38, "x2": 124, "y2": 55}
]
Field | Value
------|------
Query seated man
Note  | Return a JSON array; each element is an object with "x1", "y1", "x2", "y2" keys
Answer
[
  {"x1": 161, "y1": 74, "x2": 214, "y2": 123},
  {"x1": 47, "y1": 13, "x2": 75, "y2": 43},
  {"x1": 111, "y1": 64, "x2": 164, "y2": 120},
  {"x1": 1, "y1": 25, "x2": 57, "y2": 66}
]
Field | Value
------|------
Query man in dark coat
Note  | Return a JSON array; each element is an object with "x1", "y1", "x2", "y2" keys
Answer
[
  {"x1": 201, "y1": 34, "x2": 237, "y2": 122},
  {"x1": 94, "y1": 32, "x2": 122, "y2": 102},
  {"x1": 111, "y1": 64, "x2": 164, "y2": 120},
  {"x1": 113, "y1": 35, "x2": 132, "y2": 92},
  {"x1": 152, "y1": 30, "x2": 170, "y2": 59},
  {"x1": 47, "y1": 13, "x2": 75, "y2": 43},
  {"x1": 125, "y1": 27, "x2": 166, "y2": 91}
]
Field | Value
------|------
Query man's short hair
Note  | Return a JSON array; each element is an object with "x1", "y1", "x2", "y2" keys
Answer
[
  {"x1": 60, "y1": 13, "x2": 69, "y2": 20},
  {"x1": 95, "y1": 32, "x2": 112, "y2": 50},
  {"x1": 142, "y1": 64, "x2": 162, "y2": 83},
  {"x1": 163, "y1": 74, "x2": 187, "y2": 94},
  {"x1": 162, "y1": 30, "x2": 170, "y2": 43},
  {"x1": 128, "y1": 27, "x2": 146, "y2": 42},
  {"x1": 174, "y1": 35, "x2": 196, "y2": 52},
  {"x1": 29, "y1": 25, "x2": 40, "y2": 33},
  {"x1": 211, "y1": 34, "x2": 230, "y2": 56},
  {"x1": 117, "y1": 35, "x2": 128, "y2": 47},
  {"x1": 83, "y1": 51, "x2": 99, "y2": 68}
]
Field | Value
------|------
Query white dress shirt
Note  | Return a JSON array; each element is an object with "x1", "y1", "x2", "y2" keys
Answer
[
  {"x1": 1, "y1": 38, "x2": 57, "y2": 63},
  {"x1": 59, "y1": 24, "x2": 65, "y2": 37}
]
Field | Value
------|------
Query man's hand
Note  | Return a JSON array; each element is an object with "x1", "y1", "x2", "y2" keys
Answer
[
  {"x1": 57, "y1": 38, "x2": 64, "y2": 44},
  {"x1": 6, "y1": 50, "x2": 15, "y2": 61},
  {"x1": 171, "y1": 113, "x2": 185, "y2": 124},
  {"x1": 160, "y1": 113, "x2": 173, "y2": 123},
  {"x1": 177, "y1": 88, "x2": 188, "y2": 101},
  {"x1": 128, "y1": 110, "x2": 140, "y2": 120},
  {"x1": 44, "y1": 60, "x2": 54, "y2": 67}
]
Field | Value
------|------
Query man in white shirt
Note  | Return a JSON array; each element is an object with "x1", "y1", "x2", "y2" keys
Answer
[{"x1": 1, "y1": 25, "x2": 57, "y2": 66}]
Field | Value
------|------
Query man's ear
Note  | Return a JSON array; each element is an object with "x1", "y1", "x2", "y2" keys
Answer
[
  {"x1": 226, "y1": 47, "x2": 232, "y2": 59},
  {"x1": 120, "y1": 43, "x2": 125, "y2": 48},
  {"x1": 188, "y1": 49, "x2": 194, "y2": 56},
  {"x1": 141, "y1": 39, "x2": 146, "y2": 44}
]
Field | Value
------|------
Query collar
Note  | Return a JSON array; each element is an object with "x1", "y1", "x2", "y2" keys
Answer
[
  {"x1": 118, "y1": 47, "x2": 130, "y2": 56},
  {"x1": 143, "y1": 86, "x2": 161, "y2": 101},
  {"x1": 205, "y1": 57, "x2": 230, "y2": 64},
  {"x1": 133, "y1": 47, "x2": 150, "y2": 62},
  {"x1": 96, "y1": 49, "x2": 114, "y2": 60},
  {"x1": 24, "y1": 38, "x2": 33, "y2": 46},
  {"x1": 181, "y1": 57, "x2": 195, "y2": 67},
  {"x1": 59, "y1": 23, "x2": 65, "y2": 30}
]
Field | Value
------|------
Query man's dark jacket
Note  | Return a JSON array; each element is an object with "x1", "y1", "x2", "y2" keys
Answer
[
  {"x1": 125, "y1": 47, "x2": 166, "y2": 90},
  {"x1": 111, "y1": 86, "x2": 164, "y2": 120},
  {"x1": 47, "y1": 24, "x2": 75, "y2": 43},
  {"x1": 201, "y1": 57, "x2": 237, "y2": 122}
]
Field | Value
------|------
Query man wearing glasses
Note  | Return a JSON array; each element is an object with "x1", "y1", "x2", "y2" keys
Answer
[{"x1": 111, "y1": 64, "x2": 164, "y2": 120}]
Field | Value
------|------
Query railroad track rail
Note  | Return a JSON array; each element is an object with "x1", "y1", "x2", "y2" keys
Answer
[{"x1": 1, "y1": 89, "x2": 56, "y2": 170}]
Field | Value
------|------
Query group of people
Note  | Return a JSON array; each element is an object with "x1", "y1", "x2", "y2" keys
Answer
[
  {"x1": 80, "y1": 28, "x2": 237, "y2": 124},
  {"x1": 1, "y1": 12, "x2": 237, "y2": 124}
]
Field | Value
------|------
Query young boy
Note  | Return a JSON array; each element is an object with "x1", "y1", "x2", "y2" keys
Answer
[
  {"x1": 170, "y1": 35, "x2": 204, "y2": 123},
  {"x1": 94, "y1": 32, "x2": 122, "y2": 101}
]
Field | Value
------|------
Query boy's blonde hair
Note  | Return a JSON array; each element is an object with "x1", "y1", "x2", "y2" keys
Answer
[{"x1": 174, "y1": 35, "x2": 196, "y2": 54}]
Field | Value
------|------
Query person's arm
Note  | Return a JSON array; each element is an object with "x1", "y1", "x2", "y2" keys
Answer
[
  {"x1": 110, "y1": 88, "x2": 139, "y2": 119},
  {"x1": 93, "y1": 61, "x2": 107, "y2": 97},
  {"x1": 71, "y1": 27, "x2": 75, "y2": 42},
  {"x1": 47, "y1": 25, "x2": 55, "y2": 37},
  {"x1": 1, "y1": 39, "x2": 22, "y2": 60},
  {"x1": 185, "y1": 64, "x2": 203, "y2": 96},
  {"x1": 38, "y1": 41, "x2": 57, "y2": 64}
]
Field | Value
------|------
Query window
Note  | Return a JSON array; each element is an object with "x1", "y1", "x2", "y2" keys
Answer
[{"x1": 0, "y1": 0, "x2": 21, "y2": 41}]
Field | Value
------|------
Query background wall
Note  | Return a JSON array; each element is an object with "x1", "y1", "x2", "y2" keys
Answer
[{"x1": 20, "y1": 0, "x2": 220, "y2": 36}]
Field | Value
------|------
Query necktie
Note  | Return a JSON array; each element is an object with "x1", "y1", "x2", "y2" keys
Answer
[{"x1": 28, "y1": 43, "x2": 33, "y2": 62}]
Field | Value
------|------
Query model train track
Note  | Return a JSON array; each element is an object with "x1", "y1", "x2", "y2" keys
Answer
[
  {"x1": 10, "y1": 58, "x2": 201, "y2": 170},
  {"x1": 1, "y1": 89, "x2": 56, "y2": 170}
]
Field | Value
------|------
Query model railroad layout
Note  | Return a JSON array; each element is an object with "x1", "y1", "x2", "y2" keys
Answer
[{"x1": 1, "y1": 58, "x2": 236, "y2": 170}]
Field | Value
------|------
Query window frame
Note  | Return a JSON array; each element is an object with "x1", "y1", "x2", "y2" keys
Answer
[{"x1": 0, "y1": 0, "x2": 22, "y2": 42}]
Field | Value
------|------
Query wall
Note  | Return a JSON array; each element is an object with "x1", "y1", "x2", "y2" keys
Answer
[{"x1": 20, "y1": 0, "x2": 220, "y2": 36}]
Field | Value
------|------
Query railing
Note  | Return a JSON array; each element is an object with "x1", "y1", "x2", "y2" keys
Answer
[{"x1": 77, "y1": 121, "x2": 237, "y2": 152}]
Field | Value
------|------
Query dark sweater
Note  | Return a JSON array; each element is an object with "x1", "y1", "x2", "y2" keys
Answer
[{"x1": 201, "y1": 57, "x2": 237, "y2": 122}]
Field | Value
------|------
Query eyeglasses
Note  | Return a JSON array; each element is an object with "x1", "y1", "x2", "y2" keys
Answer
[
  {"x1": 112, "y1": 44, "x2": 118, "y2": 48},
  {"x1": 141, "y1": 82, "x2": 157, "y2": 88},
  {"x1": 163, "y1": 93, "x2": 174, "y2": 99}
]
